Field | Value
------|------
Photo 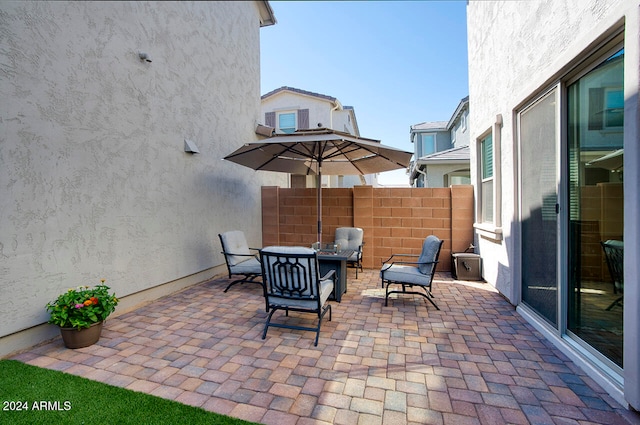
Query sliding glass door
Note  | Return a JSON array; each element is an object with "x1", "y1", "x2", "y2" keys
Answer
[
  {"x1": 567, "y1": 49, "x2": 624, "y2": 368},
  {"x1": 519, "y1": 88, "x2": 559, "y2": 326},
  {"x1": 519, "y1": 47, "x2": 624, "y2": 369}
]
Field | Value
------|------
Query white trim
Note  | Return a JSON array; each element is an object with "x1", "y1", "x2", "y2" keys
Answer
[
  {"x1": 474, "y1": 223, "x2": 503, "y2": 241},
  {"x1": 276, "y1": 110, "x2": 297, "y2": 134}
]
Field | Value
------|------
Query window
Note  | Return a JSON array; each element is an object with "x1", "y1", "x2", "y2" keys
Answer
[
  {"x1": 278, "y1": 112, "x2": 296, "y2": 134},
  {"x1": 480, "y1": 133, "x2": 494, "y2": 223},
  {"x1": 421, "y1": 134, "x2": 435, "y2": 156},
  {"x1": 604, "y1": 87, "x2": 623, "y2": 127}
]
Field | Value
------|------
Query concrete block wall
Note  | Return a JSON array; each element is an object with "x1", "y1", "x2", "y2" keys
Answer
[{"x1": 262, "y1": 185, "x2": 476, "y2": 272}]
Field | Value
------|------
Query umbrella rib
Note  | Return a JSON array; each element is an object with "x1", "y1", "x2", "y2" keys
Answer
[
  {"x1": 328, "y1": 140, "x2": 408, "y2": 174},
  {"x1": 248, "y1": 142, "x2": 322, "y2": 172}
]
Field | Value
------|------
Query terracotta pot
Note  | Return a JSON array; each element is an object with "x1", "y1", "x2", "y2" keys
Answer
[{"x1": 59, "y1": 321, "x2": 103, "y2": 349}]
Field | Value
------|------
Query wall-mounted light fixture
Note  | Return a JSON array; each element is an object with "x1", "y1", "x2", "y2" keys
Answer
[
  {"x1": 138, "y1": 51, "x2": 152, "y2": 63},
  {"x1": 184, "y1": 139, "x2": 200, "y2": 154}
]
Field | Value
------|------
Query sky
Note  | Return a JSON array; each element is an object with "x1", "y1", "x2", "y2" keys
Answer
[{"x1": 260, "y1": 0, "x2": 469, "y2": 186}]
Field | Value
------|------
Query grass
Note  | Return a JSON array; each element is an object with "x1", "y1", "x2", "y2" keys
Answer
[{"x1": 0, "y1": 360, "x2": 259, "y2": 425}]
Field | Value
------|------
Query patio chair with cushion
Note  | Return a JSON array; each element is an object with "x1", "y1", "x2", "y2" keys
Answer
[
  {"x1": 260, "y1": 246, "x2": 335, "y2": 346},
  {"x1": 218, "y1": 230, "x2": 264, "y2": 295},
  {"x1": 380, "y1": 235, "x2": 444, "y2": 310},
  {"x1": 601, "y1": 240, "x2": 623, "y2": 310},
  {"x1": 334, "y1": 227, "x2": 364, "y2": 278}
]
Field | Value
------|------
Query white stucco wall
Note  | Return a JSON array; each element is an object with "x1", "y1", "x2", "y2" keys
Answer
[
  {"x1": 261, "y1": 92, "x2": 335, "y2": 130},
  {"x1": 467, "y1": 0, "x2": 635, "y2": 301},
  {"x1": 0, "y1": 1, "x2": 286, "y2": 344},
  {"x1": 467, "y1": 0, "x2": 639, "y2": 410},
  {"x1": 332, "y1": 109, "x2": 357, "y2": 135}
]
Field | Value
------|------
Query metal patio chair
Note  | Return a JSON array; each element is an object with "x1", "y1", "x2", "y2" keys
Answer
[
  {"x1": 218, "y1": 230, "x2": 264, "y2": 299},
  {"x1": 260, "y1": 246, "x2": 335, "y2": 346},
  {"x1": 381, "y1": 235, "x2": 444, "y2": 310},
  {"x1": 334, "y1": 227, "x2": 364, "y2": 278},
  {"x1": 601, "y1": 240, "x2": 623, "y2": 310}
]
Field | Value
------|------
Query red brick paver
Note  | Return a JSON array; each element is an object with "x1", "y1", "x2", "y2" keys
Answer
[{"x1": 11, "y1": 270, "x2": 640, "y2": 425}]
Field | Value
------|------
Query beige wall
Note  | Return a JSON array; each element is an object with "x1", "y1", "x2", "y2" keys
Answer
[
  {"x1": 0, "y1": 1, "x2": 286, "y2": 354},
  {"x1": 261, "y1": 91, "x2": 335, "y2": 131}
]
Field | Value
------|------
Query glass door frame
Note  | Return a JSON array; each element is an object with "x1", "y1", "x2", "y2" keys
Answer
[
  {"x1": 516, "y1": 83, "x2": 563, "y2": 332},
  {"x1": 562, "y1": 41, "x2": 625, "y2": 379},
  {"x1": 516, "y1": 36, "x2": 625, "y2": 384}
]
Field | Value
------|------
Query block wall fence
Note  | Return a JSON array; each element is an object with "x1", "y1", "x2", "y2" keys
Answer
[{"x1": 261, "y1": 185, "x2": 475, "y2": 271}]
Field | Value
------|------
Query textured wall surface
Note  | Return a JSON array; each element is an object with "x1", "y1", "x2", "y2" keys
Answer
[
  {"x1": 0, "y1": 1, "x2": 286, "y2": 338},
  {"x1": 467, "y1": 0, "x2": 639, "y2": 410},
  {"x1": 467, "y1": 0, "x2": 631, "y2": 301}
]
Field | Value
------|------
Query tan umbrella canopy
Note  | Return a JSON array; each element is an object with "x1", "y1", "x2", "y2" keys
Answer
[{"x1": 224, "y1": 128, "x2": 412, "y2": 243}]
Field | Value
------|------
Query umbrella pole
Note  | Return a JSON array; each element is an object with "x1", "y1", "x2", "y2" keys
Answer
[{"x1": 317, "y1": 163, "x2": 322, "y2": 245}]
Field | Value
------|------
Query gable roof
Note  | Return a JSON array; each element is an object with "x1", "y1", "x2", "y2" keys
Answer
[
  {"x1": 417, "y1": 145, "x2": 470, "y2": 163},
  {"x1": 410, "y1": 95, "x2": 469, "y2": 134},
  {"x1": 410, "y1": 121, "x2": 449, "y2": 132},
  {"x1": 446, "y1": 96, "x2": 469, "y2": 129},
  {"x1": 262, "y1": 86, "x2": 338, "y2": 103},
  {"x1": 257, "y1": 1, "x2": 276, "y2": 27}
]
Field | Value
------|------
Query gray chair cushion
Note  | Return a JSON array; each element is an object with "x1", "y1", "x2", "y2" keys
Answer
[
  {"x1": 382, "y1": 264, "x2": 433, "y2": 286},
  {"x1": 268, "y1": 278, "x2": 334, "y2": 310},
  {"x1": 417, "y1": 235, "x2": 441, "y2": 274},
  {"x1": 220, "y1": 230, "x2": 252, "y2": 266},
  {"x1": 335, "y1": 227, "x2": 363, "y2": 252},
  {"x1": 229, "y1": 256, "x2": 262, "y2": 275}
]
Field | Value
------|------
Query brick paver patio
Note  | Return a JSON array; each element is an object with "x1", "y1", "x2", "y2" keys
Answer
[{"x1": 11, "y1": 270, "x2": 640, "y2": 424}]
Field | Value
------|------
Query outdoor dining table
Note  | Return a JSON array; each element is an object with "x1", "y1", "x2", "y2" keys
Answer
[{"x1": 317, "y1": 249, "x2": 354, "y2": 302}]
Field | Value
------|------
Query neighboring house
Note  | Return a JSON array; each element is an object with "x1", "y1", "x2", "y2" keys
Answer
[
  {"x1": 0, "y1": 1, "x2": 284, "y2": 357},
  {"x1": 261, "y1": 86, "x2": 377, "y2": 188},
  {"x1": 410, "y1": 96, "x2": 470, "y2": 187},
  {"x1": 467, "y1": 0, "x2": 638, "y2": 411}
]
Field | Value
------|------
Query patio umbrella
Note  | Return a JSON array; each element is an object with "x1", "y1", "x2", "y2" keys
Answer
[
  {"x1": 224, "y1": 128, "x2": 412, "y2": 244},
  {"x1": 586, "y1": 148, "x2": 623, "y2": 171}
]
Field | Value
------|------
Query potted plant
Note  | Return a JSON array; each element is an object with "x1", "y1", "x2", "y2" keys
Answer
[{"x1": 46, "y1": 279, "x2": 119, "y2": 348}]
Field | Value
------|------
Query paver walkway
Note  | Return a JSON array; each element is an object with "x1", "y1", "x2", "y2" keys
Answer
[{"x1": 12, "y1": 270, "x2": 640, "y2": 424}]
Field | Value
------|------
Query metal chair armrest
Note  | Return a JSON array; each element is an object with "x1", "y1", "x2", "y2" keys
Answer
[
  {"x1": 381, "y1": 253, "x2": 419, "y2": 264},
  {"x1": 321, "y1": 269, "x2": 337, "y2": 283}
]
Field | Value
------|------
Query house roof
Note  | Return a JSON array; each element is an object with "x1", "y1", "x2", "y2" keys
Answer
[
  {"x1": 410, "y1": 95, "x2": 469, "y2": 134},
  {"x1": 417, "y1": 145, "x2": 470, "y2": 163},
  {"x1": 446, "y1": 96, "x2": 469, "y2": 129},
  {"x1": 261, "y1": 86, "x2": 338, "y2": 103},
  {"x1": 410, "y1": 145, "x2": 470, "y2": 181},
  {"x1": 410, "y1": 121, "x2": 449, "y2": 132},
  {"x1": 257, "y1": 1, "x2": 277, "y2": 27}
]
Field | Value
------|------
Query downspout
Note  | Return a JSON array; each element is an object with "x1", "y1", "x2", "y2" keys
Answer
[
  {"x1": 329, "y1": 101, "x2": 340, "y2": 129},
  {"x1": 330, "y1": 101, "x2": 341, "y2": 188},
  {"x1": 416, "y1": 165, "x2": 428, "y2": 187}
]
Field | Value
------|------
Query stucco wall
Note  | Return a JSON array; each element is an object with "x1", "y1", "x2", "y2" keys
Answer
[
  {"x1": 261, "y1": 92, "x2": 334, "y2": 130},
  {"x1": 467, "y1": 0, "x2": 639, "y2": 410},
  {"x1": 467, "y1": 0, "x2": 633, "y2": 301},
  {"x1": 0, "y1": 1, "x2": 286, "y2": 343}
]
